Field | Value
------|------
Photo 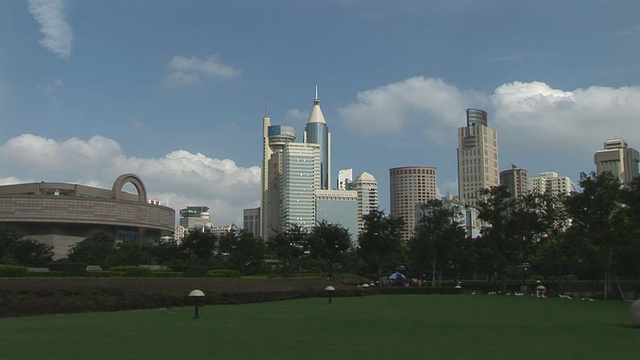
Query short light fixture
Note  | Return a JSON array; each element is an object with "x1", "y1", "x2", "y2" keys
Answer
[
  {"x1": 189, "y1": 289, "x2": 205, "y2": 319},
  {"x1": 325, "y1": 285, "x2": 335, "y2": 304}
]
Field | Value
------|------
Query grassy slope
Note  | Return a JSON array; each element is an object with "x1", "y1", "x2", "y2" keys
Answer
[{"x1": 0, "y1": 295, "x2": 635, "y2": 360}]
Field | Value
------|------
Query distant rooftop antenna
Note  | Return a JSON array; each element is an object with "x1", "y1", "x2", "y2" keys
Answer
[
  {"x1": 314, "y1": 85, "x2": 320, "y2": 105},
  {"x1": 264, "y1": 97, "x2": 269, "y2": 117}
]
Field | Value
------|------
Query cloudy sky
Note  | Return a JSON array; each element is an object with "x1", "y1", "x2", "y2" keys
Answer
[{"x1": 1, "y1": 1, "x2": 639, "y2": 227}]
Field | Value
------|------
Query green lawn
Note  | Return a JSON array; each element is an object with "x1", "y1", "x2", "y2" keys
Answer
[{"x1": 0, "y1": 295, "x2": 636, "y2": 360}]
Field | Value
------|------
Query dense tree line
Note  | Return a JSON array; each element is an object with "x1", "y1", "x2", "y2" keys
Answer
[
  {"x1": 0, "y1": 226, "x2": 54, "y2": 266},
  {"x1": 1, "y1": 172, "x2": 638, "y2": 296},
  {"x1": 407, "y1": 171, "x2": 640, "y2": 298}
]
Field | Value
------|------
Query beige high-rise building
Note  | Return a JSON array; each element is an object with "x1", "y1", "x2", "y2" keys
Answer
[
  {"x1": 390, "y1": 166, "x2": 437, "y2": 242},
  {"x1": 499, "y1": 167, "x2": 528, "y2": 199},
  {"x1": 528, "y1": 172, "x2": 572, "y2": 196},
  {"x1": 594, "y1": 138, "x2": 639, "y2": 185},
  {"x1": 457, "y1": 109, "x2": 499, "y2": 206},
  {"x1": 260, "y1": 116, "x2": 296, "y2": 240}
]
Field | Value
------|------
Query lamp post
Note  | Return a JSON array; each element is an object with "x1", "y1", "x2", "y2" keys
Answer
[
  {"x1": 189, "y1": 289, "x2": 205, "y2": 320},
  {"x1": 325, "y1": 285, "x2": 335, "y2": 304}
]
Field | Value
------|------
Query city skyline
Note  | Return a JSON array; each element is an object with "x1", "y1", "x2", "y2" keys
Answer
[{"x1": 1, "y1": 1, "x2": 640, "y2": 227}]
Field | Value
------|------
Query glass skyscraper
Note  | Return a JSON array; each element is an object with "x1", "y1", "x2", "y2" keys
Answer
[
  {"x1": 304, "y1": 89, "x2": 331, "y2": 190},
  {"x1": 280, "y1": 142, "x2": 321, "y2": 231}
]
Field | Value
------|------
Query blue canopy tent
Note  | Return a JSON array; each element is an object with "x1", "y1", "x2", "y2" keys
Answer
[{"x1": 388, "y1": 272, "x2": 406, "y2": 285}]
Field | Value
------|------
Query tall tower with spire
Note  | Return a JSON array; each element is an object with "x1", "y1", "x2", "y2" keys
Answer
[{"x1": 303, "y1": 87, "x2": 331, "y2": 190}]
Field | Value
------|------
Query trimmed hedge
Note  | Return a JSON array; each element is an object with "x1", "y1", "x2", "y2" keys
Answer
[
  {"x1": 109, "y1": 266, "x2": 152, "y2": 277},
  {"x1": 207, "y1": 269, "x2": 242, "y2": 278},
  {"x1": 0, "y1": 278, "x2": 354, "y2": 317},
  {"x1": 26, "y1": 271, "x2": 65, "y2": 278},
  {"x1": 47, "y1": 263, "x2": 87, "y2": 277},
  {"x1": 170, "y1": 265, "x2": 208, "y2": 278},
  {"x1": 0, "y1": 265, "x2": 28, "y2": 277}
]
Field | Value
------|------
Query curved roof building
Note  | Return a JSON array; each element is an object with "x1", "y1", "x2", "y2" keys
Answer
[{"x1": 0, "y1": 174, "x2": 175, "y2": 259}]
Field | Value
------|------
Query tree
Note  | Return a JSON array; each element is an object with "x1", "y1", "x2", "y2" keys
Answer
[
  {"x1": 67, "y1": 232, "x2": 116, "y2": 267},
  {"x1": 104, "y1": 243, "x2": 154, "y2": 268},
  {"x1": 617, "y1": 176, "x2": 640, "y2": 278},
  {"x1": 0, "y1": 225, "x2": 21, "y2": 262},
  {"x1": 179, "y1": 228, "x2": 217, "y2": 266},
  {"x1": 219, "y1": 229, "x2": 265, "y2": 275},
  {"x1": 145, "y1": 238, "x2": 181, "y2": 265},
  {"x1": 358, "y1": 210, "x2": 404, "y2": 282},
  {"x1": 267, "y1": 224, "x2": 308, "y2": 274},
  {"x1": 524, "y1": 191, "x2": 575, "y2": 291},
  {"x1": 565, "y1": 172, "x2": 626, "y2": 298},
  {"x1": 10, "y1": 239, "x2": 54, "y2": 266},
  {"x1": 307, "y1": 221, "x2": 352, "y2": 274},
  {"x1": 477, "y1": 186, "x2": 523, "y2": 292},
  {"x1": 410, "y1": 199, "x2": 465, "y2": 286}
]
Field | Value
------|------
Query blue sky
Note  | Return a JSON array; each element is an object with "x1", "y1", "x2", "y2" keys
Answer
[{"x1": 1, "y1": 0, "x2": 639, "y2": 227}]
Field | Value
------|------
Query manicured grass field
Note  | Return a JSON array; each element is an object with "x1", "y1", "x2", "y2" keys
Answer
[{"x1": 0, "y1": 294, "x2": 636, "y2": 360}]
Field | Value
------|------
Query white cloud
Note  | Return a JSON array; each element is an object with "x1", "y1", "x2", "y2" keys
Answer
[
  {"x1": 37, "y1": 78, "x2": 65, "y2": 94},
  {"x1": 338, "y1": 76, "x2": 488, "y2": 137},
  {"x1": 164, "y1": 55, "x2": 241, "y2": 86},
  {"x1": 36, "y1": 78, "x2": 65, "y2": 110},
  {"x1": 491, "y1": 81, "x2": 640, "y2": 150},
  {"x1": 339, "y1": 77, "x2": 640, "y2": 154},
  {"x1": 28, "y1": 0, "x2": 73, "y2": 60},
  {"x1": 285, "y1": 108, "x2": 309, "y2": 121},
  {"x1": 616, "y1": 25, "x2": 640, "y2": 40},
  {"x1": 0, "y1": 135, "x2": 260, "y2": 226}
]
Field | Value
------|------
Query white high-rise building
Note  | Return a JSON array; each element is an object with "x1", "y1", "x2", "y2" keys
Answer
[
  {"x1": 280, "y1": 142, "x2": 321, "y2": 232},
  {"x1": 528, "y1": 172, "x2": 572, "y2": 196},
  {"x1": 337, "y1": 168, "x2": 353, "y2": 190},
  {"x1": 390, "y1": 166, "x2": 437, "y2": 242},
  {"x1": 594, "y1": 138, "x2": 639, "y2": 185},
  {"x1": 351, "y1": 172, "x2": 379, "y2": 234},
  {"x1": 457, "y1": 109, "x2": 499, "y2": 207}
]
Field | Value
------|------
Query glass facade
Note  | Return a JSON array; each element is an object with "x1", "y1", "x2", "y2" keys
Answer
[{"x1": 281, "y1": 143, "x2": 320, "y2": 232}]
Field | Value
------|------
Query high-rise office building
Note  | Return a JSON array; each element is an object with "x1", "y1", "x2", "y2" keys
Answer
[
  {"x1": 316, "y1": 189, "x2": 359, "y2": 244},
  {"x1": 280, "y1": 142, "x2": 321, "y2": 232},
  {"x1": 457, "y1": 108, "x2": 499, "y2": 206},
  {"x1": 594, "y1": 138, "x2": 639, "y2": 185},
  {"x1": 389, "y1": 166, "x2": 437, "y2": 242},
  {"x1": 499, "y1": 166, "x2": 528, "y2": 199},
  {"x1": 243, "y1": 207, "x2": 260, "y2": 235},
  {"x1": 260, "y1": 116, "x2": 297, "y2": 239},
  {"x1": 179, "y1": 206, "x2": 212, "y2": 229},
  {"x1": 351, "y1": 172, "x2": 379, "y2": 234},
  {"x1": 337, "y1": 168, "x2": 353, "y2": 190},
  {"x1": 528, "y1": 172, "x2": 572, "y2": 196},
  {"x1": 303, "y1": 88, "x2": 331, "y2": 190}
]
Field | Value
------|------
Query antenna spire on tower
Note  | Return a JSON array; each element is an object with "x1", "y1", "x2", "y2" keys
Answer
[
  {"x1": 314, "y1": 85, "x2": 320, "y2": 105},
  {"x1": 264, "y1": 97, "x2": 269, "y2": 117}
]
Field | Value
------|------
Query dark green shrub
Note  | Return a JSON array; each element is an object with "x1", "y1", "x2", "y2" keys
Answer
[
  {"x1": 566, "y1": 274, "x2": 578, "y2": 281},
  {"x1": 208, "y1": 269, "x2": 242, "y2": 278},
  {"x1": 27, "y1": 271, "x2": 64, "y2": 277},
  {"x1": 86, "y1": 271, "x2": 127, "y2": 278},
  {"x1": 171, "y1": 265, "x2": 208, "y2": 278},
  {"x1": 47, "y1": 263, "x2": 87, "y2": 276},
  {"x1": 109, "y1": 266, "x2": 152, "y2": 277},
  {"x1": 0, "y1": 264, "x2": 28, "y2": 277},
  {"x1": 150, "y1": 271, "x2": 184, "y2": 278}
]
